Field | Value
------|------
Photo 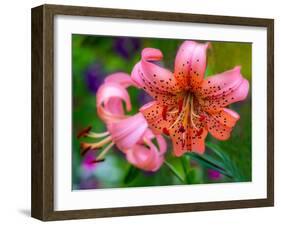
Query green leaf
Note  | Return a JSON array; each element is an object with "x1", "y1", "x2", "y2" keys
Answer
[
  {"x1": 186, "y1": 152, "x2": 234, "y2": 179},
  {"x1": 164, "y1": 160, "x2": 185, "y2": 183},
  {"x1": 206, "y1": 142, "x2": 242, "y2": 181},
  {"x1": 123, "y1": 165, "x2": 140, "y2": 184}
]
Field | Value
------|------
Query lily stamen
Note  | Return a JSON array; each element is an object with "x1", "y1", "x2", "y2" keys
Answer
[
  {"x1": 167, "y1": 109, "x2": 179, "y2": 114},
  {"x1": 169, "y1": 95, "x2": 190, "y2": 130},
  {"x1": 81, "y1": 135, "x2": 112, "y2": 151},
  {"x1": 87, "y1": 131, "x2": 110, "y2": 138},
  {"x1": 190, "y1": 95, "x2": 200, "y2": 130},
  {"x1": 77, "y1": 126, "x2": 92, "y2": 139},
  {"x1": 96, "y1": 142, "x2": 114, "y2": 161}
]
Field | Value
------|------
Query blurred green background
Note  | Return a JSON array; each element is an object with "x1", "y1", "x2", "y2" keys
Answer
[{"x1": 72, "y1": 34, "x2": 252, "y2": 190}]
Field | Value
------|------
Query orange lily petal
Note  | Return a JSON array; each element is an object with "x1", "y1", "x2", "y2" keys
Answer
[
  {"x1": 189, "y1": 127, "x2": 208, "y2": 154},
  {"x1": 206, "y1": 109, "x2": 240, "y2": 140},
  {"x1": 140, "y1": 101, "x2": 178, "y2": 135}
]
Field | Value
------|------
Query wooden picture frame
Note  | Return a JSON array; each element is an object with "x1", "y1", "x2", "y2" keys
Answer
[{"x1": 31, "y1": 4, "x2": 274, "y2": 221}]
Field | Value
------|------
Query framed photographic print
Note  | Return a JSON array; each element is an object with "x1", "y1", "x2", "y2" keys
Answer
[{"x1": 31, "y1": 4, "x2": 274, "y2": 221}]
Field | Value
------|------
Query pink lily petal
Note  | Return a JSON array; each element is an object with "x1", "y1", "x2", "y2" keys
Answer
[
  {"x1": 131, "y1": 62, "x2": 145, "y2": 88},
  {"x1": 104, "y1": 97, "x2": 124, "y2": 116},
  {"x1": 174, "y1": 41, "x2": 197, "y2": 89},
  {"x1": 174, "y1": 41, "x2": 209, "y2": 90},
  {"x1": 131, "y1": 48, "x2": 180, "y2": 105},
  {"x1": 105, "y1": 72, "x2": 135, "y2": 88},
  {"x1": 126, "y1": 144, "x2": 156, "y2": 171},
  {"x1": 202, "y1": 78, "x2": 249, "y2": 112},
  {"x1": 126, "y1": 135, "x2": 166, "y2": 172},
  {"x1": 199, "y1": 66, "x2": 243, "y2": 98},
  {"x1": 189, "y1": 42, "x2": 209, "y2": 89},
  {"x1": 96, "y1": 82, "x2": 131, "y2": 122},
  {"x1": 142, "y1": 128, "x2": 155, "y2": 140},
  {"x1": 141, "y1": 48, "x2": 180, "y2": 92},
  {"x1": 108, "y1": 113, "x2": 148, "y2": 152}
]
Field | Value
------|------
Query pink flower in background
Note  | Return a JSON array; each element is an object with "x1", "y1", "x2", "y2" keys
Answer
[
  {"x1": 78, "y1": 73, "x2": 167, "y2": 172},
  {"x1": 207, "y1": 169, "x2": 222, "y2": 180},
  {"x1": 81, "y1": 151, "x2": 98, "y2": 172},
  {"x1": 126, "y1": 130, "x2": 166, "y2": 172},
  {"x1": 131, "y1": 41, "x2": 249, "y2": 156}
]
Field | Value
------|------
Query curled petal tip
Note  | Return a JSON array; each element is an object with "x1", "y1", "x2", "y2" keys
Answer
[
  {"x1": 239, "y1": 78, "x2": 250, "y2": 101},
  {"x1": 234, "y1": 65, "x2": 242, "y2": 71},
  {"x1": 141, "y1": 48, "x2": 163, "y2": 61},
  {"x1": 205, "y1": 41, "x2": 211, "y2": 48}
]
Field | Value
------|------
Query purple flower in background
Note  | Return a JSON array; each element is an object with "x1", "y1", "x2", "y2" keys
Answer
[
  {"x1": 137, "y1": 91, "x2": 154, "y2": 106},
  {"x1": 79, "y1": 177, "x2": 99, "y2": 189},
  {"x1": 85, "y1": 63, "x2": 105, "y2": 94},
  {"x1": 114, "y1": 37, "x2": 140, "y2": 59},
  {"x1": 81, "y1": 151, "x2": 97, "y2": 172},
  {"x1": 77, "y1": 151, "x2": 103, "y2": 189},
  {"x1": 207, "y1": 169, "x2": 222, "y2": 180}
]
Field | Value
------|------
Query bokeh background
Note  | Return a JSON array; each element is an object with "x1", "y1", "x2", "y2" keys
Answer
[{"x1": 72, "y1": 34, "x2": 252, "y2": 190}]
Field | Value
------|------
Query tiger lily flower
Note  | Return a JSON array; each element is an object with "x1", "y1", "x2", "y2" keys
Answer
[
  {"x1": 78, "y1": 72, "x2": 167, "y2": 172},
  {"x1": 131, "y1": 41, "x2": 249, "y2": 156}
]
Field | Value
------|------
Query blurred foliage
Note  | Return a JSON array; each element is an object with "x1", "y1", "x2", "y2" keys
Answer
[{"x1": 72, "y1": 34, "x2": 252, "y2": 190}]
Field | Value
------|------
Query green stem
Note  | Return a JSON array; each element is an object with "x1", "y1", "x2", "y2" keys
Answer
[{"x1": 164, "y1": 160, "x2": 185, "y2": 184}]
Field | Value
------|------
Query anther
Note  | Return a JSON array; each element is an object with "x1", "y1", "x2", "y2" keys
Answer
[{"x1": 77, "y1": 126, "x2": 92, "y2": 139}]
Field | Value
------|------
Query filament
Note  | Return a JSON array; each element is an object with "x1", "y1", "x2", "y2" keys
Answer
[
  {"x1": 96, "y1": 142, "x2": 114, "y2": 160},
  {"x1": 167, "y1": 108, "x2": 179, "y2": 114},
  {"x1": 87, "y1": 131, "x2": 110, "y2": 138},
  {"x1": 83, "y1": 136, "x2": 112, "y2": 150},
  {"x1": 190, "y1": 96, "x2": 199, "y2": 130},
  {"x1": 168, "y1": 93, "x2": 200, "y2": 131},
  {"x1": 169, "y1": 95, "x2": 190, "y2": 130}
]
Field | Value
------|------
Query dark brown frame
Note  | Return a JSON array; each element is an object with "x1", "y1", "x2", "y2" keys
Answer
[{"x1": 31, "y1": 4, "x2": 274, "y2": 221}]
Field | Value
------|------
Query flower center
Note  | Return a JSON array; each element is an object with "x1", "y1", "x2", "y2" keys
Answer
[{"x1": 168, "y1": 92, "x2": 201, "y2": 131}]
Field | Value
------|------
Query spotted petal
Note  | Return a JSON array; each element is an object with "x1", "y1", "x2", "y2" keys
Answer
[
  {"x1": 131, "y1": 48, "x2": 180, "y2": 105},
  {"x1": 170, "y1": 122, "x2": 208, "y2": 157},
  {"x1": 140, "y1": 101, "x2": 178, "y2": 135},
  {"x1": 206, "y1": 108, "x2": 240, "y2": 140},
  {"x1": 199, "y1": 67, "x2": 249, "y2": 112},
  {"x1": 174, "y1": 41, "x2": 209, "y2": 90}
]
